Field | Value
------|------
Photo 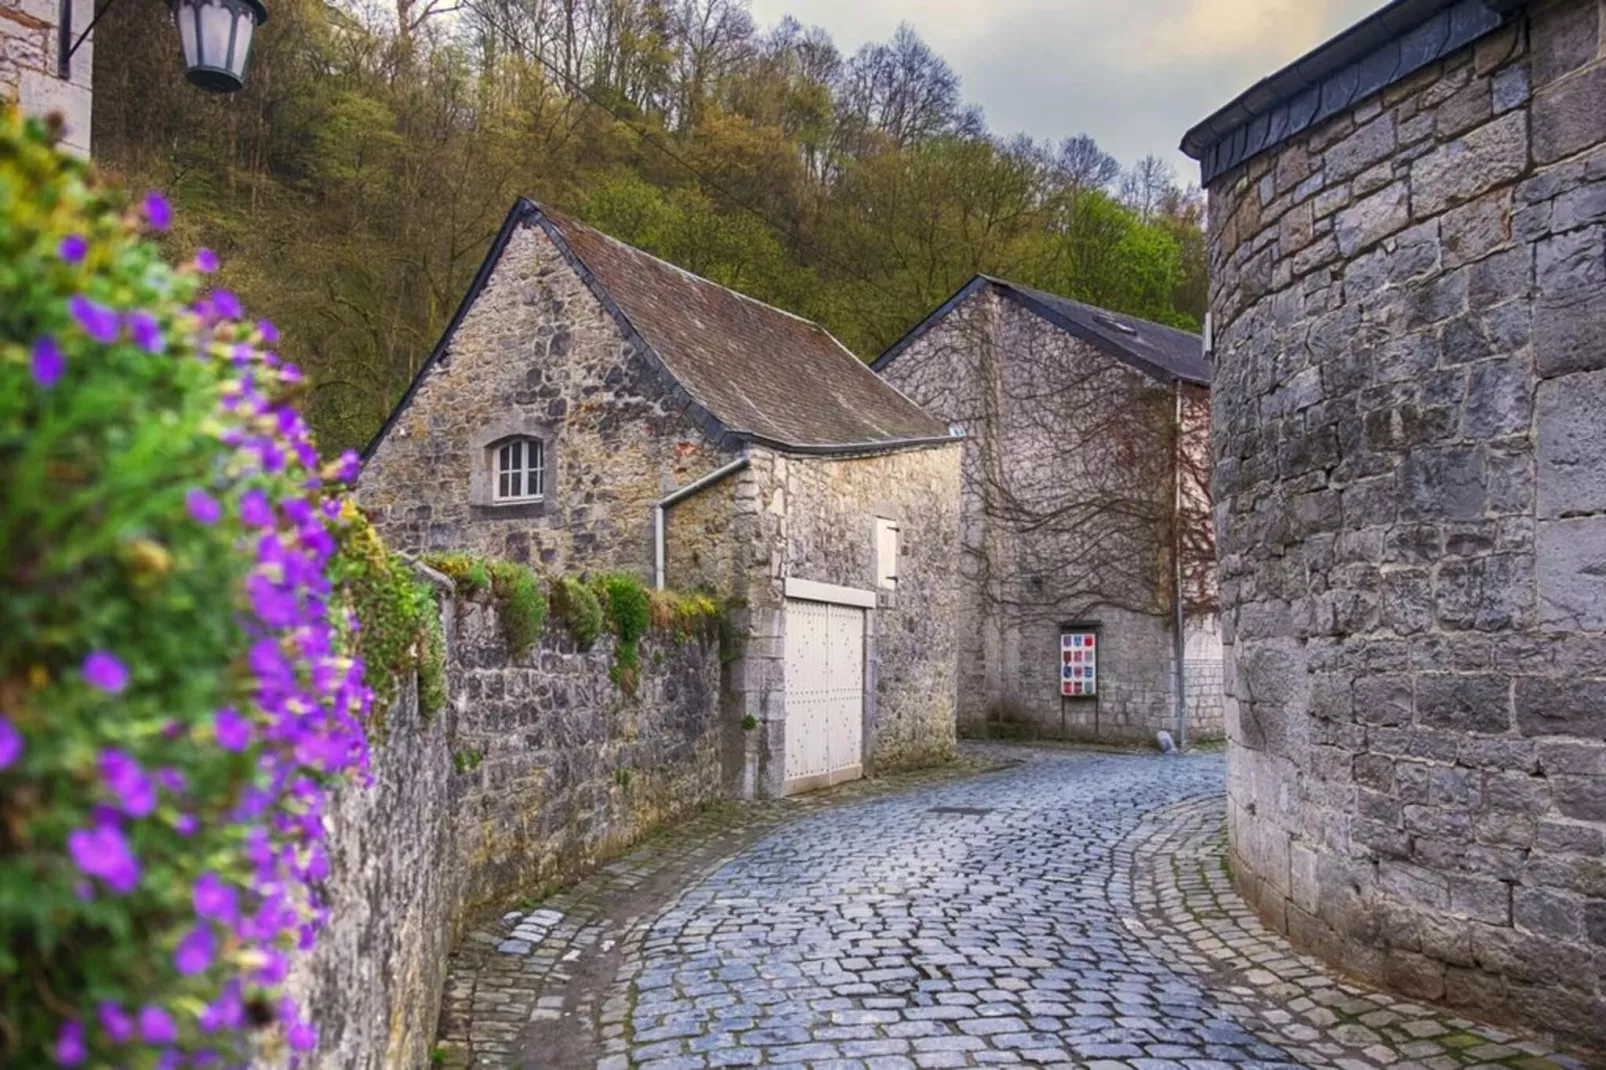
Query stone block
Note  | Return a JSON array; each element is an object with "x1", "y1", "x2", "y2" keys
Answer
[
  {"x1": 1448, "y1": 874, "x2": 1512, "y2": 925},
  {"x1": 1411, "y1": 110, "x2": 1529, "y2": 217},
  {"x1": 1533, "y1": 61, "x2": 1606, "y2": 165},
  {"x1": 1462, "y1": 355, "x2": 1533, "y2": 439},
  {"x1": 1537, "y1": 370, "x2": 1606, "y2": 517},
  {"x1": 1354, "y1": 673, "x2": 1414, "y2": 726},
  {"x1": 1554, "y1": 775, "x2": 1606, "y2": 822},
  {"x1": 1534, "y1": 224, "x2": 1606, "y2": 376},
  {"x1": 1399, "y1": 445, "x2": 1485, "y2": 521},
  {"x1": 1529, "y1": 0, "x2": 1601, "y2": 88},
  {"x1": 1326, "y1": 114, "x2": 1398, "y2": 182},
  {"x1": 1335, "y1": 181, "x2": 1411, "y2": 256},
  {"x1": 1414, "y1": 673, "x2": 1510, "y2": 733},
  {"x1": 1537, "y1": 517, "x2": 1606, "y2": 629}
]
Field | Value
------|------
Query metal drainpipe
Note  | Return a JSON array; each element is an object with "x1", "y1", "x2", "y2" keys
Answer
[
  {"x1": 1173, "y1": 380, "x2": 1188, "y2": 750},
  {"x1": 654, "y1": 454, "x2": 751, "y2": 590}
]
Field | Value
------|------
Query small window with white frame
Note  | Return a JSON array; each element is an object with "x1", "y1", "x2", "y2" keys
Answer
[
  {"x1": 875, "y1": 517, "x2": 900, "y2": 589},
  {"x1": 494, "y1": 437, "x2": 544, "y2": 503}
]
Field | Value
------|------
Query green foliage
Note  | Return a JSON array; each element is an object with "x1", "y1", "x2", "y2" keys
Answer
[
  {"x1": 615, "y1": 767, "x2": 632, "y2": 789},
  {"x1": 0, "y1": 104, "x2": 373, "y2": 1064},
  {"x1": 596, "y1": 572, "x2": 651, "y2": 694},
  {"x1": 331, "y1": 516, "x2": 446, "y2": 721},
  {"x1": 451, "y1": 748, "x2": 483, "y2": 774},
  {"x1": 486, "y1": 560, "x2": 547, "y2": 659},
  {"x1": 91, "y1": 0, "x2": 1208, "y2": 457},
  {"x1": 741, "y1": 715, "x2": 757, "y2": 732},
  {"x1": 550, "y1": 574, "x2": 604, "y2": 650},
  {"x1": 423, "y1": 550, "x2": 490, "y2": 596}
]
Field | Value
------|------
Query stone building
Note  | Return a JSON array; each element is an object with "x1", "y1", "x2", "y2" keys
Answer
[
  {"x1": 361, "y1": 198, "x2": 963, "y2": 797},
  {"x1": 873, "y1": 276, "x2": 1221, "y2": 745},
  {"x1": 1184, "y1": 0, "x2": 1606, "y2": 1047},
  {"x1": 2, "y1": 0, "x2": 92, "y2": 153}
]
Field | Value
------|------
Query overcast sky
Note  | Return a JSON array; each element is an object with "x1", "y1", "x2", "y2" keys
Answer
[{"x1": 747, "y1": 0, "x2": 1385, "y2": 185}]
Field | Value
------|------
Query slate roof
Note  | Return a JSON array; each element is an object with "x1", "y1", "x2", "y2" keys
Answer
[
  {"x1": 1180, "y1": 0, "x2": 1514, "y2": 185},
  {"x1": 543, "y1": 208, "x2": 949, "y2": 450},
  {"x1": 363, "y1": 199, "x2": 951, "y2": 460},
  {"x1": 871, "y1": 276, "x2": 1209, "y2": 388}
]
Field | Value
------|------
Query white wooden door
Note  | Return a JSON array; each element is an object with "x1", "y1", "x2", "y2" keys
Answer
[{"x1": 783, "y1": 598, "x2": 865, "y2": 794}]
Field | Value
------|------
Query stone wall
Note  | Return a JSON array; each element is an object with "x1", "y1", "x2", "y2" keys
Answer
[
  {"x1": 448, "y1": 592, "x2": 723, "y2": 917},
  {"x1": 879, "y1": 286, "x2": 1217, "y2": 744},
  {"x1": 1, "y1": 0, "x2": 91, "y2": 154},
  {"x1": 282, "y1": 574, "x2": 723, "y2": 1068},
  {"x1": 728, "y1": 443, "x2": 963, "y2": 793},
  {"x1": 1207, "y1": 0, "x2": 1606, "y2": 1046},
  {"x1": 359, "y1": 217, "x2": 736, "y2": 575}
]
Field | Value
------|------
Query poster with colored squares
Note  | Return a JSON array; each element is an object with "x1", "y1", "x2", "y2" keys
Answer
[{"x1": 1061, "y1": 631, "x2": 1097, "y2": 697}]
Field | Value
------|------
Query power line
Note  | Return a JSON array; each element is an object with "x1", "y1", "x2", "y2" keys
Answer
[{"x1": 457, "y1": 0, "x2": 905, "y2": 307}]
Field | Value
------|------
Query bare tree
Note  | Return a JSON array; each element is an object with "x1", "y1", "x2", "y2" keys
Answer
[
  {"x1": 1053, "y1": 134, "x2": 1120, "y2": 194},
  {"x1": 1119, "y1": 153, "x2": 1176, "y2": 224},
  {"x1": 837, "y1": 23, "x2": 960, "y2": 151}
]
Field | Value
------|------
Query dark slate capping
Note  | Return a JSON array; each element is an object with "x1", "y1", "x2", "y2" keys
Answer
[
  {"x1": 361, "y1": 198, "x2": 538, "y2": 461},
  {"x1": 1002, "y1": 286, "x2": 1208, "y2": 387},
  {"x1": 872, "y1": 275, "x2": 1208, "y2": 388},
  {"x1": 1179, "y1": 0, "x2": 1515, "y2": 186}
]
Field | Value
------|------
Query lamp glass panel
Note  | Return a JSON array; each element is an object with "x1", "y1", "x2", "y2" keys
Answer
[
  {"x1": 229, "y1": 14, "x2": 253, "y2": 75},
  {"x1": 198, "y1": 1, "x2": 233, "y2": 68},
  {"x1": 176, "y1": 1, "x2": 199, "y2": 65}
]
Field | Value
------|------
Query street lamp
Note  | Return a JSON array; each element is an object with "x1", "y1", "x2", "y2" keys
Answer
[
  {"x1": 58, "y1": 0, "x2": 268, "y2": 93},
  {"x1": 169, "y1": 0, "x2": 268, "y2": 92}
]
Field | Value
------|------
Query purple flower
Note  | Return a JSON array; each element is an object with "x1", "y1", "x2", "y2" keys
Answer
[
  {"x1": 32, "y1": 336, "x2": 64, "y2": 388},
  {"x1": 58, "y1": 234, "x2": 88, "y2": 264},
  {"x1": 288, "y1": 1019, "x2": 319, "y2": 1052},
  {"x1": 138, "y1": 1005, "x2": 178, "y2": 1044},
  {"x1": 99, "y1": 748, "x2": 157, "y2": 817},
  {"x1": 174, "y1": 813, "x2": 199, "y2": 836},
  {"x1": 82, "y1": 650, "x2": 128, "y2": 693},
  {"x1": 127, "y1": 311, "x2": 165, "y2": 354},
  {"x1": 254, "y1": 949, "x2": 288, "y2": 985},
  {"x1": 199, "y1": 982, "x2": 244, "y2": 1034},
  {"x1": 67, "y1": 822, "x2": 140, "y2": 893},
  {"x1": 336, "y1": 450, "x2": 362, "y2": 484},
  {"x1": 142, "y1": 191, "x2": 173, "y2": 231},
  {"x1": 0, "y1": 715, "x2": 22, "y2": 769},
  {"x1": 186, "y1": 488, "x2": 222, "y2": 524},
  {"x1": 52, "y1": 1019, "x2": 85, "y2": 1066},
  {"x1": 98, "y1": 1001, "x2": 134, "y2": 1043},
  {"x1": 193, "y1": 872, "x2": 238, "y2": 923},
  {"x1": 211, "y1": 289, "x2": 242, "y2": 320},
  {"x1": 240, "y1": 489, "x2": 274, "y2": 528},
  {"x1": 68, "y1": 295, "x2": 119, "y2": 344},
  {"x1": 259, "y1": 319, "x2": 279, "y2": 343},
  {"x1": 214, "y1": 706, "x2": 251, "y2": 751},
  {"x1": 195, "y1": 247, "x2": 219, "y2": 273},
  {"x1": 174, "y1": 923, "x2": 214, "y2": 975}
]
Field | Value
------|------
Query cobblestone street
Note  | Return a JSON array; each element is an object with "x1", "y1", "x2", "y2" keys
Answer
[{"x1": 437, "y1": 747, "x2": 1590, "y2": 1070}]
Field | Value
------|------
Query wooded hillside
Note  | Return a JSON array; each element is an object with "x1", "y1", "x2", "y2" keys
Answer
[{"x1": 91, "y1": 0, "x2": 1206, "y2": 454}]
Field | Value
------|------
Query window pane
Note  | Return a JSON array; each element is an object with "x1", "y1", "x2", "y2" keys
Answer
[
  {"x1": 529, "y1": 440, "x2": 543, "y2": 497},
  {"x1": 499, "y1": 471, "x2": 509, "y2": 498}
]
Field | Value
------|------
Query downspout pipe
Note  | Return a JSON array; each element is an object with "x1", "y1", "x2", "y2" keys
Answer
[
  {"x1": 1172, "y1": 380, "x2": 1188, "y2": 750},
  {"x1": 654, "y1": 454, "x2": 751, "y2": 590}
]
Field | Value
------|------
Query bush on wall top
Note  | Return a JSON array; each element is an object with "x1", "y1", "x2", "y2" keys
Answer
[{"x1": 0, "y1": 105, "x2": 383, "y2": 1067}]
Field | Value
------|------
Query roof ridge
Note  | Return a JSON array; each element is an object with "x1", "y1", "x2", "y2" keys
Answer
[{"x1": 989, "y1": 278, "x2": 1203, "y2": 343}]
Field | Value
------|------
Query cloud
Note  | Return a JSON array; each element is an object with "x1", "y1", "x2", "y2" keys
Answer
[{"x1": 746, "y1": 0, "x2": 1383, "y2": 181}]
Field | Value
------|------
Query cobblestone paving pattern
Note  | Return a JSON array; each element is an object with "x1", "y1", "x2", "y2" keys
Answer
[
  {"x1": 436, "y1": 746, "x2": 1593, "y2": 1069},
  {"x1": 435, "y1": 752, "x2": 1017, "y2": 1068}
]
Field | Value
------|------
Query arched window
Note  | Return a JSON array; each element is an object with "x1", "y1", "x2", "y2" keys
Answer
[{"x1": 493, "y1": 437, "x2": 544, "y2": 503}]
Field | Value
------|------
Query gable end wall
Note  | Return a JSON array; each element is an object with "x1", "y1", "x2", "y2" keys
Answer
[{"x1": 358, "y1": 220, "x2": 738, "y2": 575}]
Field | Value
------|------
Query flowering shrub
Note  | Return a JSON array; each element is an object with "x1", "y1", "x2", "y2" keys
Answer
[{"x1": 0, "y1": 106, "x2": 373, "y2": 1066}]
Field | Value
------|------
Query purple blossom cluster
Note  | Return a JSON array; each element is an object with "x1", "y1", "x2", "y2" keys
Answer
[{"x1": 32, "y1": 193, "x2": 375, "y2": 1067}]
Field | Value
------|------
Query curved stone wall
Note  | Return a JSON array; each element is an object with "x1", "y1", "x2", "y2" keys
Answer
[{"x1": 1206, "y1": 1, "x2": 1606, "y2": 1048}]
